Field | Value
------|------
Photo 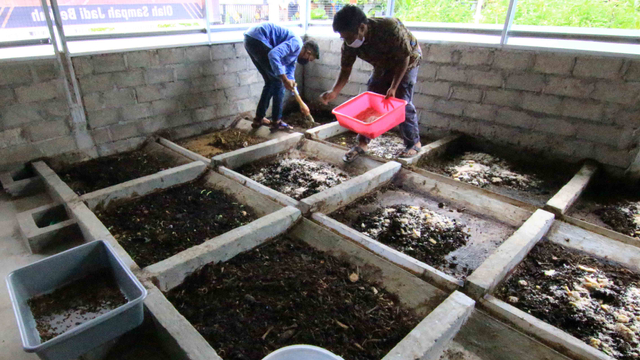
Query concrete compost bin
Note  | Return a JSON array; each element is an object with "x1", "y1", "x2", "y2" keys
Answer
[{"x1": 6, "y1": 240, "x2": 147, "y2": 360}]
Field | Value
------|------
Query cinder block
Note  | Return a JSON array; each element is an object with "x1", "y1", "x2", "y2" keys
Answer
[
  {"x1": 591, "y1": 81, "x2": 640, "y2": 105},
  {"x1": 27, "y1": 120, "x2": 69, "y2": 142},
  {"x1": 593, "y1": 144, "x2": 632, "y2": 168},
  {"x1": 464, "y1": 103, "x2": 497, "y2": 121},
  {"x1": 434, "y1": 99, "x2": 466, "y2": 116},
  {"x1": 483, "y1": 89, "x2": 522, "y2": 107},
  {"x1": 44, "y1": 99, "x2": 69, "y2": 117},
  {"x1": 561, "y1": 98, "x2": 603, "y2": 121},
  {"x1": 437, "y1": 66, "x2": 466, "y2": 82},
  {"x1": 573, "y1": 57, "x2": 623, "y2": 80},
  {"x1": 521, "y1": 93, "x2": 562, "y2": 115},
  {"x1": 138, "y1": 115, "x2": 168, "y2": 135},
  {"x1": 451, "y1": 86, "x2": 482, "y2": 102},
  {"x1": 425, "y1": 45, "x2": 457, "y2": 63},
  {"x1": 92, "y1": 53, "x2": 127, "y2": 73},
  {"x1": 236, "y1": 98, "x2": 254, "y2": 113},
  {"x1": 535, "y1": 117, "x2": 576, "y2": 137},
  {"x1": 31, "y1": 61, "x2": 59, "y2": 82},
  {"x1": 216, "y1": 102, "x2": 238, "y2": 117},
  {"x1": 113, "y1": 70, "x2": 145, "y2": 88},
  {"x1": 158, "y1": 48, "x2": 185, "y2": 65},
  {"x1": 194, "y1": 107, "x2": 216, "y2": 122},
  {"x1": 0, "y1": 63, "x2": 33, "y2": 85},
  {"x1": 495, "y1": 108, "x2": 537, "y2": 129},
  {"x1": 103, "y1": 88, "x2": 136, "y2": 108},
  {"x1": 213, "y1": 73, "x2": 238, "y2": 89},
  {"x1": 88, "y1": 107, "x2": 121, "y2": 130},
  {"x1": 151, "y1": 99, "x2": 180, "y2": 116},
  {"x1": 413, "y1": 93, "x2": 436, "y2": 109},
  {"x1": 160, "y1": 81, "x2": 190, "y2": 98},
  {"x1": 329, "y1": 39, "x2": 343, "y2": 53},
  {"x1": 235, "y1": 43, "x2": 248, "y2": 57},
  {"x1": 145, "y1": 68, "x2": 174, "y2": 84},
  {"x1": 459, "y1": 48, "x2": 493, "y2": 66},
  {"x1": 544, "y1": 76, "x2": 594, "y2": 98},
  {"x1": 91, "y1": 128, "x2": 111, "y2": 145},
  {"x1": 185, "y1": 46, "x2": 211, "y2": 63},
  {"x1": 204, "y1": 90, "x2": 227, "y2": 105},
  {"x1": 625, "y1": 60, "x2": 640, "y2": 81},
  {"x1": 107, "y1": 122, "x2": 139, "y2": 142},
  {"x1": 417, "y1": 81, "x2": 450, "y2": 97},
  {"x1": 0, "y1": 128, "x2": 27, "y2": 149},
  {"x1": 417, "y1": 63, "x2": 437, "y2": 80},
  {"x1": 448, "y1": 117, "x2": 480, "y2": 134},
  {"x1": 37, "y1": 135, "x2": 76, "y2": 157},
  {"x1": 506, "y1": 73, "x2": 545, "y2": 92},
  {"x1": 16, "y1": 80, "x2": 60, "y2": 103},
  {"x1": 1, "y1": 103, "x2": 47, "y2": 128},
  {"x1": 237, "y1": 70, "x2": 260, "y2": 85},
  {"x1": 224, "y1": 85, "x2": 251, "y2": 101},
  {"x1": 136, "y1": 84, "x2": 163, "y2": 103},
  {"x1": 493, "y1": 51, "x2": 532, "y2": 70},
  {"x1": 466, "y1": 69, "x2": 503, "y2": 87},
  {"x1": 576, "y1": 123, "x2": 623, "y2": 148},
  {"x1": 224, "y1": 58, "x2": 247, "y2": 73},
  {"x1": 0, "y1": 88, "x2": 15, "y2": 106},
  {"x1": 125, "y1": 51, "x2": 155, "y2": 68},
  {"x1": 79, "y1": 73, "x2": 114, "y2": 93},
  {"x1": 533, "y1": 53, "x2": 574, "y2": 75},
  {"x1": 122, "y1": 103, "x2": 152, "y2": 121},
  {"x1": 17, "y1": 203, "x2": 78, "y2": 254},
  {"x1": 174, "y1": 64, "x2": 202, "y2": 80},
  {"x1": 211, "y1": 44, "x2": 235, "y2": 60}
]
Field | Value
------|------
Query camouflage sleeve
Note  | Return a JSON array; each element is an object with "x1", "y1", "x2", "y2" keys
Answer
[{"x1": 340, "y1": 43, "x2": 357, "y2": 69}]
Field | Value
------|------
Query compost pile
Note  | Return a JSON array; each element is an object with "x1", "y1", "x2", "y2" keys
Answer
[
  {"x1": 178, "y1": 129, "x2": 265, "y2": 158},
  {"x1": 59, "y1": 151, "x2": 175, "y2": 195},
  {"x1": 355, "y1": 108, "x2": 382, "y2": 123},
  {"x1": 328, "y1": 132, "x2": 406, "y2": 159},
  {"x1": 96, "y1": 182, "x2": 256, "y2": 268},
  {"x1": 28, "y1": 270, "x2": 126, "y2": 342},
  {"x1": 246, "y1": 157, "x2": 350, "y2": 200},
  {"x1": 166, "y1": 237, "x2": 420, "y2": 360},
  {"x1": 354, "y1": 205, "x2": 469, "y2": 270},
  {"x1": 445, "y1": 152, "x2": 543, "y2": 191},
  {"x1": 595, "y1": 201, "x2": 640, "y2": 239},
  {"x1": 497, "y1": 241, "x2": 640, "y2": 360}
]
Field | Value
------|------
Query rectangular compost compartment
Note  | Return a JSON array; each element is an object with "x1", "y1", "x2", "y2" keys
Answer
[
  {"x1": 485, "y1": 220, "x2": 640, "y2": 360},
  {"x1": 415, "y1": 135, "x2": 578, "y2": 208},
  {"x1": 153, "y1": 217, "x2": 473, "y2": 360},
  {"x1": 0, "y1": 163, "x2": 44, "y2": 198},
  {"x1": 6, "y1": 240, "x2": 147, "y2": 360},
  {"x1": 319, "y1": 168, "x2": 532, "y2": 291}
]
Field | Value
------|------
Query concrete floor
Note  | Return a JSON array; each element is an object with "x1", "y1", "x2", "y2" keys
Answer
[{"x1": 0, "y1": 191, "x2": 55, "y2": 360}]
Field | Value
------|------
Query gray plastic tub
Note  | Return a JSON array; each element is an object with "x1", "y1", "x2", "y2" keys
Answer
[{"x1": 6, "y1": 240, "x2": 147, "y2": 360}]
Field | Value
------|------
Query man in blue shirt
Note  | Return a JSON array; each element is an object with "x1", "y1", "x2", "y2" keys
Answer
[{"x1": 244, "y1": 23, "x2": 320, "y2": 130}]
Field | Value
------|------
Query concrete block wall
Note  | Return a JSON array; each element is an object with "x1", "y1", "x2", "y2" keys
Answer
[
  {"x1": 304, "y1": 38, "x2": 640, "y2": 170},
  {"x1": 73, "y1": 43, "x2": 264, "y2": 156},
  {"x1": 0, "y1": 59, "x2": 77, "y2": 169}
]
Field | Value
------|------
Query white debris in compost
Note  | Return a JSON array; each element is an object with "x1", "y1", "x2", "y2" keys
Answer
[
  {"x1": 250, "y1": 158, "x2": 350, "y2": 200},
  {"x1": 445, "y1": 152, "x2": 543, "y2": 190},
  {"x1": 607, "y1": 201, "x2": 640, "y2": 238},
  {"x1": 367, "y1": 135, "x2": 406, "y2": 159},
  {"x1": 542, "y1": 266, "x2": 640, "y2": 358},
  {"x1": 361, "y1": 205, "x2": 460, "y2": 240}
]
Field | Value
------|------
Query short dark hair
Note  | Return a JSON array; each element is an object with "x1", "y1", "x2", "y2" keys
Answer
[
  {"x1": 332, "y1": 5, "x2": 367, "y2": 34},
  {"x1": 304, "y1": 39, "x2": 320, "y2": 59}
]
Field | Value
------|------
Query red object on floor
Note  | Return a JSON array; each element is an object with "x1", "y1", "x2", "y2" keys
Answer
[{"x1": 332, "y1": 91, "x2": 407, "y2": 139}]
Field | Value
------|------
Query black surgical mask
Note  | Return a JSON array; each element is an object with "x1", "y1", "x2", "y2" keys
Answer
[{"x1": 297, "y1": 57, "x2": 309, "y2": 65}]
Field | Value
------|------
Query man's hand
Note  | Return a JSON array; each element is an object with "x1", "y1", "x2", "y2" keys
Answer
[
  {"x1": 282, "y1": 78, "x2": 296, "y2": 92},
  {"x1": 385, "y1": 87, "x2": 397, "y2": 99},
  {"x1": 320, "y1": 90, "x2": 338, "y2": 105}
]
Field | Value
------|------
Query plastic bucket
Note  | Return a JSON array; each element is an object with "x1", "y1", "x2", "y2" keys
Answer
[
  {"x1": 332, "y1": 91, "x2": 407, "y2": 139},
  {"x1": 262, "y1": 345, "x2": 344, "y2": 360}
]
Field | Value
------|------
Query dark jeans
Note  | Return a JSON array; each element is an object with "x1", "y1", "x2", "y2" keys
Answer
[
  {"x1": 244, "y1": 35, "x2": 285, "y2": 122},
  {"x1": 356, "y1": 66, "x2": 421, "y2": 149}
]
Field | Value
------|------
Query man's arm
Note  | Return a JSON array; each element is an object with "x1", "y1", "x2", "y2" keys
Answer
[
  {"x1": 268, "y1": 39, "x2": 299, "y2": 91},
  {"x1": 386, "y1": 55, "x2": 409, "y2": 99}
]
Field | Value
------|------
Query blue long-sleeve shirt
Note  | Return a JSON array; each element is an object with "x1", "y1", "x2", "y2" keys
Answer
[{"x1": 245, "y1": 23, "x2": 302, "y2": 80}]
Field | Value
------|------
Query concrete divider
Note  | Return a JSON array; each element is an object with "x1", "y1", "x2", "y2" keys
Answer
[
  {"x1": 148, "y1": 206, "x2": 302, "y2": 291},
  {"x1": 218, "y1": 166, "x2": 299, "y2": 207},
  {"x1": 81, "y1": 161, "x2": 207, "y2": 210},
  {"x1": 481, "y1": 295, "x2": 613, "y2": 360},
  {"x1": 158, "y1": 137, "x2": 211, "y2": 164},
  {"x1": 0, "y1": 165, "x2": 44, "y2": 198},
  {"x1": 382, "y1": 291, "x2": 475, "y2": 360},
  {"x1": 143, "y1": 282, "x2": 222, "y2": 360},
  {"x1": 32, "y1": 161, "x2": 79, "y2": 205},
  {"x1": 562, "y1": 215, "x2": 640, "y2": 249},
  {"x1": 298, "y1": 161, "x2": 402, "y2": 215},
  {"x1": 304, "y1": 121, "x2": 349, "y2": 140},
  {"x1": 16, "y1": 203, "x2": 78, "y2": 254},
  {"x1": 397, "y1": 135, "x2": 461, "y2": 166},
  {"x1": 211, "y1": 132, "x2": 304, "y2": 169},
  {"x1": 312, "y1": 213, "x2": 463, "y2": 292},
  {"x1": 545, "y1": 161, "x2": 598, "y2": 216},
  {"x1": 464, "y1": 209, "x2": 555, "y2": 300}
]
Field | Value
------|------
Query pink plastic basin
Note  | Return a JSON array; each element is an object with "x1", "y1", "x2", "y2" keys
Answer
[{"x1": 332, "y1": 91, "x2": 407, "y2": 139}]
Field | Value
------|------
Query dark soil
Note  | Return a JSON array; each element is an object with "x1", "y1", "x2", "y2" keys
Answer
[
  {"x1": 104, "y1": 320, "x2": 171, "y2": 360},
  {"x1": 28, "y1": 269, "x2": 126, "y2": 342},
  {"x1": 177, "y1": 128, "x2": 266, "y2": 158},
  {"x1": 96, "y1": 181, "x2": 257, "y2": 268},
  {"x1": 165, "y1": 236, "x2": 421, "y2": 360},
  {"x1": 332, "y1": 189, "x2": 470, "y2": 275},
  {"x1": 58, "y1": 150, "x2": 177, "y2": 195},
  {"x1": 282, "y1": 106, "x2": 336, "y2": 131},
  {"x1": 237, "y1": 155, "x2": 350, "y2": 200},
  {"x1": 496, "y1": 240, "x2": 640, "y2": 359}
]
